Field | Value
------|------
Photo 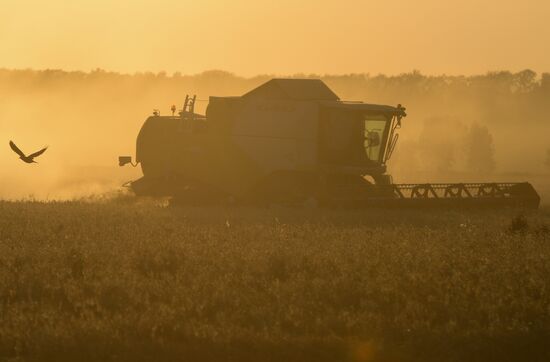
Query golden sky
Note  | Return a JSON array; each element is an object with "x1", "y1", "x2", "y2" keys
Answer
[{"x1": 1, "y1": 0, "x2": 549, "y2": 75}]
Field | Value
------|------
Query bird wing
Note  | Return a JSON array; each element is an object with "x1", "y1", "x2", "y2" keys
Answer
[
  {"x1": 29, "y1": 146, "x2": 48, "y2": 159},
  {"x1": 9, "y1": 141, "x2": 26, "y2": 158}
]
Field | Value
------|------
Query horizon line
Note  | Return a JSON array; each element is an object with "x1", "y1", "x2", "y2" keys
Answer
[{"x1": 0, "y1": 67, "x2": 548, "y2": 79}]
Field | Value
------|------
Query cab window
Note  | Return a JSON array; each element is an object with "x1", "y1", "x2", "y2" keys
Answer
[{"x1": 364, "y1": 116, "x2": 388, "y2": 162}]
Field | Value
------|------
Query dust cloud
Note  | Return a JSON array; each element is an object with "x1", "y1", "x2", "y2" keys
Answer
[{"x1": 0, "y1": 69, "x2": 549, "y2": 201}]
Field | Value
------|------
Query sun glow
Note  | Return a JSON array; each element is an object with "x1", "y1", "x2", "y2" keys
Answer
[{"x1": 1, "y1": 0, "x2": 549, "y2": 76}]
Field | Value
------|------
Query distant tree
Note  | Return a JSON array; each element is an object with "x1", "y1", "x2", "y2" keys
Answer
[
  {"x1": 484, "y1": 71, "x2": 515, "y2": 93},
  {"x1": 513, "y1": 69, "x2": 537, "y2": 93},
  {"x1": 541, "y1": 73, "x2": 550, "y2": 94},
  {"x1": 464, "y1": 123, "x2": 496, "y2": 173}
]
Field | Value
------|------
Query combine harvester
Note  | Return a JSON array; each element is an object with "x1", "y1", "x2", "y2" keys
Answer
[{"x1": 119, "y1": 79, "x2": 540, "y2": 208}]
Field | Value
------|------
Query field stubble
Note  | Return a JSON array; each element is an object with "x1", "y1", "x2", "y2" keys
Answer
[{"x1": 0, "y1": 199, "x2": 549, "y2": 361}]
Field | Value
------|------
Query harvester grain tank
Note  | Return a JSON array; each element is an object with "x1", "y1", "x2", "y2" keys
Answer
[{"x1": 119, "y1": 79, "x2": 540, "y2": 208}]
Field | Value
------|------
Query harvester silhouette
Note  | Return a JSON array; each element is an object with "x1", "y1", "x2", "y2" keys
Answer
[{"x1": 119, "y1": 79, "x2": 540, "y2": 208}]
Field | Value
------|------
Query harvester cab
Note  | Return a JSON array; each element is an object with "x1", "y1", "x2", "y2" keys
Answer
[
  {"x1": 317, "y1": 101, "x2": 405, "y2": 183},
  {"x1": 119, "y1": 78, "x2": 540, "y2": 208}
]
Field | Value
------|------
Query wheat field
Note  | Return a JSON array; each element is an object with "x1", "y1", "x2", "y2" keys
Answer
[{"x1": 0, "y1": 198, "x2": 549, "y2": 361}]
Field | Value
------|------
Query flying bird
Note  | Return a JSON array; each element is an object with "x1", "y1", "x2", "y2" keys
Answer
[{"x1": 9, "y1": 141, "x2": 48, "y2": 163}]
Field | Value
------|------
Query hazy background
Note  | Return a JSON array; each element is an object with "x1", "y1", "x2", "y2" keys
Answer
[{"x1": 0, "y1": 1, "x2": 549, "y2": 201}]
